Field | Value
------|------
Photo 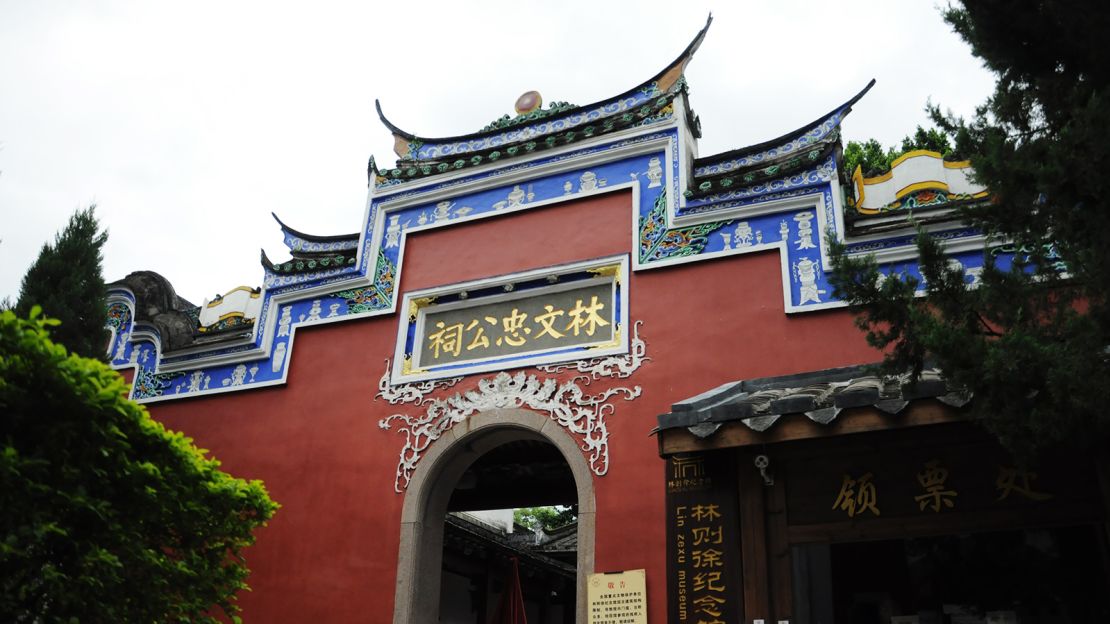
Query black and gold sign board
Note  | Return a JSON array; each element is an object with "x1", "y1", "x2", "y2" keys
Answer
[
  {"x1": 786, "y1": 441, "x2": 1095, "y2": 526},
  {"x1": 665, "y1": 453, "x2": 742, "y2": 623},
  {"x1": 391, "y1": 256, "x2": 628, "y2": 384},
  {"x1": 418, "y1": 281, "x2": 614, "y2": 367}
]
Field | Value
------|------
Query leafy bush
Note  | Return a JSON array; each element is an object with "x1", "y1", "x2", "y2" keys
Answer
[{"x1": 0, "y1": 308, "x2": 278, "y2": 623}]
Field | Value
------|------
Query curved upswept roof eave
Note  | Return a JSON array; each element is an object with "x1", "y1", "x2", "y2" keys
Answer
[
  {"x1": 374, "y1": 14, "x2": 714, "y2": 145},
  {"x1": 260, "y1": 248, "x2": 277, "y2": 272},
  {"x1": 693, "y1": 78, "x2": 876, "y2": 169},
  {"x1": 270, "y1": 212, "x2": 359, "y2": 244}
]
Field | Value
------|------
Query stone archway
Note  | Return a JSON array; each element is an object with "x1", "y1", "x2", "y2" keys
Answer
[{"x1": 392, "y1": 408, "x2": 597, "y2": 623}]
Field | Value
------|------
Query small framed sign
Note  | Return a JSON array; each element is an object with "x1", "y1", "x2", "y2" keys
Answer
[
  {"x1": 588, "y1": 569, "x2": 647, "y2": 624},
  {"x1": 391, "y1": 255, "x2": 629, "y2": 384}
]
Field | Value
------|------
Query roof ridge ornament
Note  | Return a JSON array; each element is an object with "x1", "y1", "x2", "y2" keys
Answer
[
  {"x1": 480, "y1": 97, "x2": 578, "y2": 134},
  {"x1": 515, "y1": 90, "x2": 542, "y2": 115}
]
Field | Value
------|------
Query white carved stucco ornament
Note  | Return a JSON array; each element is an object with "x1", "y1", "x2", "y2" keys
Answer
[
  {"x1": 377, "y1": 321, "x2": 649, "y2": 492},
  {"x1": 198, "y1": 286, "x2": 262, "y2": 328}
]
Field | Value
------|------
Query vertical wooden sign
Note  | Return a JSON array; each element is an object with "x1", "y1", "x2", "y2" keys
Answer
[{"x1": 665, "y1": 452, "x2": 743, "y2": 623}]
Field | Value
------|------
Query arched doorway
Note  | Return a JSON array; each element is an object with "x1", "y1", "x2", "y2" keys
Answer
[{"x1": 392, "y1": 409, "x2": 596, "y2": 623}]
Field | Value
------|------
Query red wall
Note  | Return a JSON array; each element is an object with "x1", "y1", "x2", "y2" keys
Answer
[{"x1": 148, "y1": 189, "x2": 879, "y2": 622}]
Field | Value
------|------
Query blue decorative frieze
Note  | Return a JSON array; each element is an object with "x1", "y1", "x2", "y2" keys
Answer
[
  {"x1": 132, "y1": 366, "x2": 184, "y2": 400},
  {"x1": 108, "y1": 97, "x2": 1012, "y2": 403},
  {"x1": 864, "y1": 248, "x2": 1005, "y2": 293},
  {"x1": 282, "y1": 231, "x2": 358, "y2": 254},
  {"x1": 114, "y1": 128, "x2": 866, "y2": 403},
  {"x1": 841, "y1": 227, "x2": 981, "y2": 255},
  {"x1": 369, "y1": 149, "x2": 670, "y2": 267},
  {"x1": 681, "y1": 155, "x2": 836, "y2": 213},
  {"x1": 158, "y1": 343, "x2": 257, "y2": 367},
  {"x1": 118, "y1": 261, "x2": 398, "y2": 403},
  {"x1": 693, "y1": 114, "x2": 847, "y2": 178},
  {"x1": 105, "y1": 300, "x2": 134, "y2": 364},
  {"x1": 368, "y1": 130, "x2": 678, "y2": 205},
  {"x1": 681, "y1": 184, "x2": 820, "y2": 218},
  {"x1": 262, "y1": 264, "x2": 359, "y2": 289},
  {"x1": 404, "y1": 84, "x2": 665, "y2": 162}
]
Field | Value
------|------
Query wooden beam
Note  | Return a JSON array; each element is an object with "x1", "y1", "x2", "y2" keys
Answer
[
  {"x1": 765, "y1": 466, "x2": 793, "y2": 621},
  {"x1": 786, "y1": 501, "x2": 1102, "y2": 545},
  {"x1": 737, "y1": 452, "x2": 771, "y2": 623},
  {"x1": 1094, "y1": 452, "x2": 1110, "y2": 597}
]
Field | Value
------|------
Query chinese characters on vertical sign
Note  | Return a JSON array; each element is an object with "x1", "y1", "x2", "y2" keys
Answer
[
  {"x1": 688, "y1": 503, "x2": 726, "y2": 623},
  {"x1": 666, "y1": 454, "x2": 740, "y2": 624},
  {"x1": 587, "y1": 569, "x2": 647, "y2": 624},
  {"x1": 830, "y1": 460, "x2": 1054, "y2": 519}
]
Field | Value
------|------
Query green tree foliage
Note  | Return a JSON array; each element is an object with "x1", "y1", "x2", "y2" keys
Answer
[
  {"x1": 0, "y1": 308, "x2": 278, "y2": 623},
  {"x1": 897, "y1": 126, "x2": 954, "y2": 157},
  {"x1": 829, "y1": 0, "x2": 1110, "y2": 459},
  {"x1": 513, "y1": 506, "x2": 576, "y2": 532},
  {"x1": 841, "y1": 138, "x2": 893, "y2": 178},
  {"x1": 842, "y1": 126, "x2": 956, "y2": 177},
  {"x1": 16, "y1": 206, "x2": 109, "y2": 360}
]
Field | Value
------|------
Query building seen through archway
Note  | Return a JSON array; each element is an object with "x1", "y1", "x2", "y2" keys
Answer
[
  {"x1": 439, "y1": 439, "x2": 578, "y2": 624},
  {"x1": 388, "y1": 409, "x2": 596, "y2": 624}
]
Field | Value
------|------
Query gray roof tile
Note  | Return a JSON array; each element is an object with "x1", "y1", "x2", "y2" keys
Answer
[{"x1": 657, "y1": 363, "x2": 967, "y2": 437}]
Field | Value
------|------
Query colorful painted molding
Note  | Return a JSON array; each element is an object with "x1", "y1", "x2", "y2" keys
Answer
[
  {"x1": 104, "y1": 17, "x2": 1007, "y2": 404},
  {"x1": 851, "y1": 150, "x2": 988, "y2": 215}
]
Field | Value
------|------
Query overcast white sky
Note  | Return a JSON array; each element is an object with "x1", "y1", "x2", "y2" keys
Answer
[{"x1": 0, "y1": 1, "x2": 994, "y2": 305}]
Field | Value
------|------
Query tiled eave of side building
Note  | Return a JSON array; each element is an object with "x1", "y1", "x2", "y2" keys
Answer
[
  {"x1": 444, "y1": 513, "x2": 576, "y2": 580},
  {"x1": 655, "y1": 364, "x2": 972, "y2": 456}
]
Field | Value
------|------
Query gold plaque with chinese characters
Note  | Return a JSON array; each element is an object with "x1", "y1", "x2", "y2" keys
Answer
[{"x1": 391, "y1": 256, "x2": 629, "y2": 384}]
